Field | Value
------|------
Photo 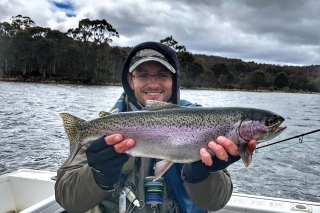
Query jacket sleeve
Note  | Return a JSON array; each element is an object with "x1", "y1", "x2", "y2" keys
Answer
[
  {"x1": 183, "y1": 169, "x2": 233, "y2": 211},
  {"x1": 54, "y1": 143, "x2": 109, "y2": 213}
]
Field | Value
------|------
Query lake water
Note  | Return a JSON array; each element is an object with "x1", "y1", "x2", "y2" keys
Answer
[{"x1": 0, "y1": 81, "x2": 319, "y2": 202}]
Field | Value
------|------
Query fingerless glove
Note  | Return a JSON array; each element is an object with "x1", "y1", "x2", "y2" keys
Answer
[
  {"x1": 86, "y1": 136, "x2": 129, "y2": 190},
  {"x1": 182, "y1": 154, "x2": 240, "y2": 183}
]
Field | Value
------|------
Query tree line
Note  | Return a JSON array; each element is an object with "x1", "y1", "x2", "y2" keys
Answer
[{"x1": 0, "y1": 15, "x2": 319, "y2": 92}]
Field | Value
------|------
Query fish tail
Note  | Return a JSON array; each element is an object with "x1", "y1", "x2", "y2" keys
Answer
[{"x1": 60, "y1": 113, "x2": 85, "y2": 163}]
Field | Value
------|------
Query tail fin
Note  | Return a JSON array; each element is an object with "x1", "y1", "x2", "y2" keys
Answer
[{"x1": 60, "y1": 113, "x2": 85, "y2": 154}]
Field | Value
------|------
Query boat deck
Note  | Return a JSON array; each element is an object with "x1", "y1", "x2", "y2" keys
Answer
[
  {"x1": 0, "y1": 169, "x2": 63, "y2": 213},
  {"x1": 1, "y1": 169, "x2": 319, "y2": 213}
]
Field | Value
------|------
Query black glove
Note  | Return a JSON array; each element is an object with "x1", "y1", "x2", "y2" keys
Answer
[
  {"x1": 182, "y1": 154, "x2": 240, "y2": 183},
  {"x1": 86, "y1": 136, "x2": 129, "y2": 190}
]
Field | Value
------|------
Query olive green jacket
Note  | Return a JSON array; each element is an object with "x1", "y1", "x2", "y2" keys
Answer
[
  {"x1": 55, "y1": 95, "x2": 234, "y2": 213},
  {"x1": 55, "y1": 140, "x2": 234, "y2": 213}
]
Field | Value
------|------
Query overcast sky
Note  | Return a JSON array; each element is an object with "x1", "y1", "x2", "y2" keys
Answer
[{"x1": 1, "y1": 0, "x2": 319, "y2": 66}]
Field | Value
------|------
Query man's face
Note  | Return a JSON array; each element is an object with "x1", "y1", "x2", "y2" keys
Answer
[{"x1": 127, "y1": 61, "x2": 173, "y2": 105}]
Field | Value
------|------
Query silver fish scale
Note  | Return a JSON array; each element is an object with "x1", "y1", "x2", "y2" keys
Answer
[
  {"x1": 78, "y1": 107, "x2": 245, "y2": 162},
  {"x1": 61, "y1": 105, "x2": 286, "y2": 165},
  {"x1": 110, "y1": 107, "x2": 244, "y2": 128}
]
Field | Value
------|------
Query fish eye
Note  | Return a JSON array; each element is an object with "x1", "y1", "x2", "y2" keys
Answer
[{"x1": 265, "y1": 116, "x2": 279, "y2": 126}]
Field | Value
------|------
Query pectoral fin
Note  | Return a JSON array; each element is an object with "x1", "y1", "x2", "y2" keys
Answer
[
  {"x1": 154, "y1": 160, "x2": 174, "y2": 181},
  {"x1": 238, "y1": 145, "x2": 253, "y2": 167}
]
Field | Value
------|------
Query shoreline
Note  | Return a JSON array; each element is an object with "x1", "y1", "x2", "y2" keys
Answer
[{"x1": 0, "y1": 77, "x2": 318, "y2": 95}]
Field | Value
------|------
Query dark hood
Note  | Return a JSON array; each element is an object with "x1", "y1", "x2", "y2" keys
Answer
[{"x1": 121, "y1": 41, "x2": 180, "y2": 104}]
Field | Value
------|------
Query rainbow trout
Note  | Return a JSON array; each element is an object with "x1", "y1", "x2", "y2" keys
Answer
[{"x1": 60, "y1": 100, "x2": 286, "y2": 179}]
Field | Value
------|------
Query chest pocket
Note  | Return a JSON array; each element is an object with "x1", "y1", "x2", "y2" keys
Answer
[{"x1": 99, "y1": 158, "x2": 180, "y2": 213}]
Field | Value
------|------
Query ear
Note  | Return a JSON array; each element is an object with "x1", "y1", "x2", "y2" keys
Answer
[{"x1": 127, "y1": 73, "x2": 134, "y2": 90}]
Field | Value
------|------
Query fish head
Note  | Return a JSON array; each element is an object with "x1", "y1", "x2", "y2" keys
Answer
[
  {"x1": 237, "y1": 109, "x2": 286, "y2": 167},
  {"x1": 239, "y1": 110, "x2": 287, "y2": 144}
]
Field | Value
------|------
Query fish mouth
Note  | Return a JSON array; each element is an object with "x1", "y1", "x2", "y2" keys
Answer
[
  {"x1": 275, "y1": 125, "x2": 287, "y2": 134},
  {"x1": 270, "y1": 115, "x2": 286, "y2": 138},
  {"x1": 266, "y1": 115, "x2": 286, "y2": 136},
  {"x1": 257, "y1": 124, "x2": 287, "y2": 143}
]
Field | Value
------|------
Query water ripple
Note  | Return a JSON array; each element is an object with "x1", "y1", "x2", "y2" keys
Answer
[{"x1": 0, "y1": 81, "x2": 319, "y2": 202}]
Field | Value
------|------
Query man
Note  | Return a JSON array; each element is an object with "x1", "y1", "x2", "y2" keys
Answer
[{"x1": 55, "y1": 41, "x2": 256, "y2": 213}]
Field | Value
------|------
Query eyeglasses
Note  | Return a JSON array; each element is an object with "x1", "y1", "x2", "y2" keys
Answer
[{"x1": 131, "y1": 73, "x2": 173, "y2": 83}]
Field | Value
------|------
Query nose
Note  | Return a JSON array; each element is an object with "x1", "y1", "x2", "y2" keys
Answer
[{"x1": 149, "y1": 75, "x2": 158, "y2": 85}]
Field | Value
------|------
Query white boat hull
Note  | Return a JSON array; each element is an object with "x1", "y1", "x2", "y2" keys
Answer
[
  {"x1": 216, "y1": 192, "x2": 318, "y2": 213},
  {"x1": 0, "y1": 169, "x2": 63, "y2": 213},
  {"x1": 1, "y1": 169, "x2": 319, "y2": 213}
]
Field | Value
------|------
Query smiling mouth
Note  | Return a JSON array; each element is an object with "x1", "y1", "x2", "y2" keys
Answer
[{"x1": 145, "y1": 92, "x2": 162, "y2": 96}]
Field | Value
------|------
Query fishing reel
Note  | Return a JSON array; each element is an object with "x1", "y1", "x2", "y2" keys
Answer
[
  {"x1": 144, "y1": 176, "x2": 165, "y2": 209},
  {"x1": 119, "y1": 176, "x2": 165, "y2": 212}
]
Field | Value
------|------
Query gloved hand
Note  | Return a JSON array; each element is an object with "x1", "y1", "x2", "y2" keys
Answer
[
  {"x1": 182, "y1": 154, "x2": 240, "y2": 183},
  {"x1": 183, "y1": 136, "x2": 257, "y2": 183},
  {"x1": 86, "y1": 135, "x2": 130, "y2": 190}
]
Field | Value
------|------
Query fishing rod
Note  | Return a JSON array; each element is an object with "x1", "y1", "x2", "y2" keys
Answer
[{"x1": 256, "y1": 128, "x2": 320, "y2": 150}]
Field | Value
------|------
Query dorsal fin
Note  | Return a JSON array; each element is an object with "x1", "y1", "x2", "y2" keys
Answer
[
  {"x1": 60, "y1": 113, "x2": 84, "y2": 153},
  {"x1": 145, "y1": 100, "x2": 179, "y2": 111},
  {"x1": 98, "y1": 111, "x2": 112, "y2": 117}
]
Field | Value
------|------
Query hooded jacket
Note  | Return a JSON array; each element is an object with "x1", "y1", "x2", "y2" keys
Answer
[
  {"x1": 55, "y1": 42, "x2": 234, "y2": 213},
  {"x1": 121, "y1": 41, "x2": 180, "y2": 106}
]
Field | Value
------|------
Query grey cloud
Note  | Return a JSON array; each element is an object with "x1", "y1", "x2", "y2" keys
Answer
[{"x1": 1, "y1": 0, "x2": 319, "y2": 65}]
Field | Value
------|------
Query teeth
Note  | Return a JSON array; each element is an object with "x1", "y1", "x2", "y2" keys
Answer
[{"x1": 146, "y1": 93, "x2": 161, "y2": 96}]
